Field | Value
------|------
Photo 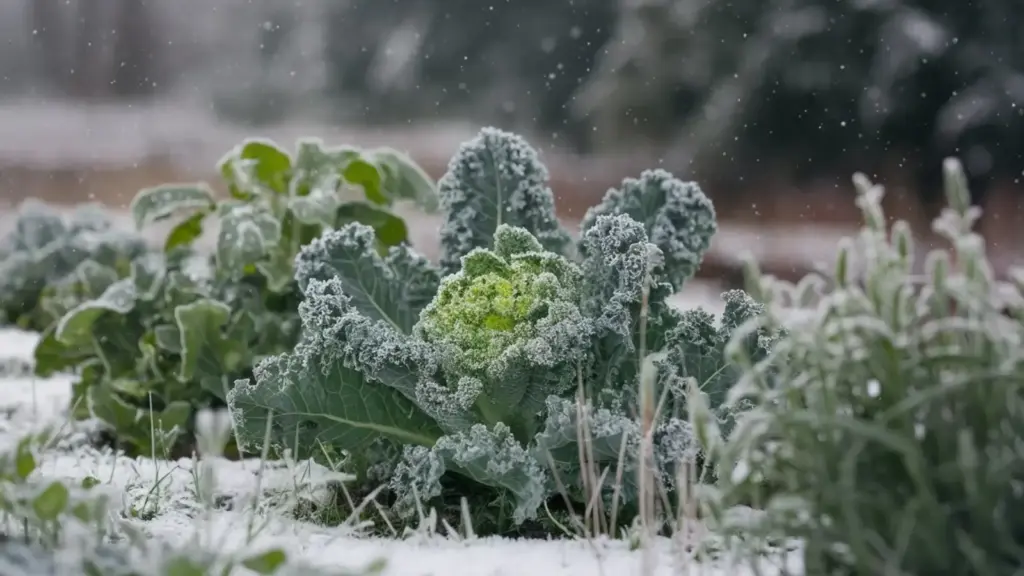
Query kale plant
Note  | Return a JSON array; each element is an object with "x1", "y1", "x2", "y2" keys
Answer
[
  {"x1": 0, "y1": 200, "x2": 146, "y2": 332},
  {"x1": 33, "y1": 137, "x2": 437, "y2": 457},
  {"x1": 229, "y1": 127, "x2": 772, "y2": 532},
  {"x1": 692, "y1": 159, "x2": 1024, "y2": 575}
]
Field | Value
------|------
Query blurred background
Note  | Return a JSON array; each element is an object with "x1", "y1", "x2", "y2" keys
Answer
[{"x1": 0, "y1": 0, "x2": 1022, "y2": 294}]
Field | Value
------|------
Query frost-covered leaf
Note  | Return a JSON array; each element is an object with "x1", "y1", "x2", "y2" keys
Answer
[
  {"x1": 437, "y1": 127, "x2": 572, "y2": 273},
  {"x1": 255, "y1": 248, "x2": 295, "y2": 293},
  {"x1": 164, "y1": 211, "x2": 208, "y2": 252},
  {"x1": 343, "y1": 157, "x2": 386, "y2": 205},
  {"x1": 173, "y1": 299, "x2": 248, "y2": 399},
  {"x1": 228, "y1": 340, "x2": 442, "y2": 459},
  {"x1": 55, "y1": 279, "x2": 137, "y2": 346},
  {"x1": 87, "y1": 382, "x2": 191, "y2": 456},
  {"x1": 216, "y1": 203, "x2": 282, "y2": 276},
  {"x1": 0, "y1": 200, "x2": 144, "y2": 331},
  {"x1": 238, "y1": 139, "x2": 293, "y2": 194},
  {"x1": 581, "y1": 169, "x2": 717, "y2": 292},
  {"x1": 130, "y1": 184, "x2": 216, "y2": 230},
  {"x1": 390, "y1": 423, "x2": 549, "y2": 524},
  {"x1": 371, "y1": 147, "x2": 440, "y2": 212},
  {"x1": 335, "y1": 202, "x2": 409, "y2": 247},
  {"x1": 130, "y1": 252, "x2": 167, "y2": 301},
  {"x1": 577, "y1": 214, "x2": 679, "y2": 400},
  {"x1": 435, "y1": 423, "x2": 549, "y2": 524},
  {"x1": 295, "y1": 224, "x2": 440, "y2": 334},
  {"x1": 288, "y1": 173, "x2": 342, "y2": 228}
]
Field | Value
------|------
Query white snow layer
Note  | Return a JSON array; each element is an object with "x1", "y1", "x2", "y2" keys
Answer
[{"x1": 0, "y1": 328, "x2": 800, "y2": 575}]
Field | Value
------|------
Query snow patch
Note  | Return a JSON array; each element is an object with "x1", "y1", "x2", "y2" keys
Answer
[{"x1": 0, "y1": 328, "x2": 800, "y2": 575}]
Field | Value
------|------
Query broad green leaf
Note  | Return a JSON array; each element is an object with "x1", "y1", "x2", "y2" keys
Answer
[
  {"x1": 335, "y1": 202, "x2": 408, "y2": 247},
  {"x1": 372, "y1": 148, "x2": 439, "y2": 213},
  {"x1": 174, "y1": 299, "x2": 248, "y2": 399},
  {"x1": 154, "y1": 324, "x2": 181, "y2": 353},
  {"x1": 288, "y1": 173, "x2": 342, "y2": 227},
  {"x1": 130, "y1": 184, "x2": 215, "y2": 230},
  {"x1": 55, "y1": 279, "x2": 137, "y2": 346},
  {"x1": 228, "y1": 342, "x2": 442, "y2": 460},
  {"x1": 255, "y1": 248, "x2": 294, "y2": 293},
  {"x1": 240, "y1": 139, "x2": 292, "y2": 194},
  {"x1": 130, "y1": 252, "x2": 167, "y2": 301},
  {"x1": 241, "y1": 549, "x2": 288, "y2": 574},
  {"x1": 164, "y1": 211, "x2": 209, "y2": 252},
  {"x1": 15, "y1": 438, "x2": 36, "y2": 480},
  {"x1": 343, "y1": 157, "x2": 386, "y2": 205},
  {"x1": 295, "y1": 224, "x2": 440, "y2": 334},
  {"x1": 216, "y1": 204, "x2": 282, "y2": 276},
  {"x1": 73, "y1": 260, "x2": 120, "y2": 295},
  {"x1": 33, "y1": 481, "x2": 69, "y2": 521},
  {"x1": 33, "y1": 324, "x2": 92, "y2": 377},
  {"x1": 87, "y1": 383, "x2": 191, "y2": 456}
]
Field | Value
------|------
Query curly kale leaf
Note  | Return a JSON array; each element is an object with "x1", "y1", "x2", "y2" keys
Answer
[
  {"x1": 391, "y1": 423, "x2": 549, "y2": 524},
  {"x1": 577, "y1": 214, "x2": 681, "y2": 404},
  {"x1": 294, "y1": 223, "x2": 441, "y2": 334},
  {"x1": 581, "y1": 169, "x2": 716, "y2": 292},
  {"x1": 227, "y1": 277, "x2": 443, "y2": 460},
  {"x1": 229, "y1": 224, "x2": 449, "y2": 459},
  {"x1": 416, "y1": 225, "x2": 592, "y2": 439},
  {"x1": 437, "y1": 127, "x2": 572, "y2": 274},
  {"x1": 533, "y1": 396, "x2": 698, "y2": 510}
]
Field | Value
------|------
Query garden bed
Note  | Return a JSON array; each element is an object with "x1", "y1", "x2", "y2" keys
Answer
[{"x1": 0, "y1": 327, "x2": 797, "y2": 575}]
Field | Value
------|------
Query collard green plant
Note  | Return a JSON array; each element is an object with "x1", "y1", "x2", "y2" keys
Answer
[
  {"x1": 228, "y1": 127, "x2": 772, "y2": 531},
  {"x1": 0, "y1": 200, "x2": 146, "y2": 332},
  {"x1": 32, "y1": 137, "x2": 436, "y2": 457},
  {"x1": 692, "y1": 158, "x2": 1024, "y2": 575}
]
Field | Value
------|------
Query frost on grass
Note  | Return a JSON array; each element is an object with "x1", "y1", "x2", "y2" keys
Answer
[{"x1": 694, "y1": 159, "x2": 1024, "y2": 575}]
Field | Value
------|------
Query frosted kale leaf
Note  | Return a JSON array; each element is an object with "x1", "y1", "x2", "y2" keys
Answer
[
  {"x1": 228, "y1": 225, "x2": 448, "y2": 458},
  {"x1": 577, "y1": 213, "x2": 681, "y2": 404},
  {"x1": 228, "y1": 335, "x2": 442, "y2": 459},
  {"x1": 294, "y1": 222, "x2": 441, "y2": 334},
  {"x1": 581, "y1": 169, "x2": 716, "y2": 292},
  {"x1": 533, "y1": 397, "x2": 698, "y2": 508},
  {"x1": 437, "y1": 127, "x2": 572, "y2": 274},
  {"x1": 392, "y1": 423, "x2": 549, "y2": 524}
]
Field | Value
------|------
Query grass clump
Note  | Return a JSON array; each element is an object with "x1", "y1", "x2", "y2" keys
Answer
[{"x1": 692, "y1": 157, "x2": 1024, "y2": 574}]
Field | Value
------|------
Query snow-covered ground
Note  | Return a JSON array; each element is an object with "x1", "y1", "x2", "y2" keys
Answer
[{"x1": 0, "y1": 328, "x2": 799, "y2": 575}]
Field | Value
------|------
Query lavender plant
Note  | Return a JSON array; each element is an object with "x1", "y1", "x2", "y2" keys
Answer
[
  {"x1": 228, "y1": 127, "x2": 772, "y2": 532},
  {"x1": 691, "y1": 158, "x2": 1024, "y2": 574}
]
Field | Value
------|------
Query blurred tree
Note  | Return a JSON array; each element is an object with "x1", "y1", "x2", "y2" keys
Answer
[
  {"x1": 111, "y1": 0, "x2": 162, "y2": 97},
  {"x1": 28, "y1": 0, "x2": 68, "y2": 92},
  {"x1": 574, "y1": 0, "x2": 1024, "y2": 202},
  {"x1": 321, "y1": 0, "x2": 616, "y2": 140}
]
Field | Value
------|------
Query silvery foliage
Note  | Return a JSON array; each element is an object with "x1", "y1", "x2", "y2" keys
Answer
[
  {"x1": 692, "y1": 158, "x2": 1024, "y2": 574},
  {"x1": 0, "y1": 199, "x2": 145, "y2": 330},
  {"x1": 229, "y1": 127, "x2": 773, "y2": 526}
]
